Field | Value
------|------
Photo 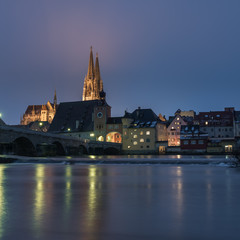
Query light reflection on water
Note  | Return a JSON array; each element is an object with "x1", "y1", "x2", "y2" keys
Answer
[
  {"x1": 0, "y1": 166, "x2": 8, "y2": 239},
  {"x1": 0, "y1": 163, "x2": 239, "y2": 239}
]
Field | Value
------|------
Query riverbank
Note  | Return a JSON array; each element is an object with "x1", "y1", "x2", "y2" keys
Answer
[{"x1": 0, "y1": 154, "x2": 237, "y2": 165}]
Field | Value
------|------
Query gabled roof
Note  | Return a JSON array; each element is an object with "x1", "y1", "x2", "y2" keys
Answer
[
  {"x1": 124, "y1": 108, "x2": 158, "y2": 122},
  {"x1": 24, "y1": 103, "x2": 57, "y2": 115},
  {"x1": 107, "y1": 117, "x2": 122, "y2": 124},
  {"x1": 48, "y1": 100, "x2": 109, "y2": 133}
]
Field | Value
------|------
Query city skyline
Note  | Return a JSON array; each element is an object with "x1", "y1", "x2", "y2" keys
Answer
[{"x1": 1, "y1": 0, "x2": 240, "y2": 124}]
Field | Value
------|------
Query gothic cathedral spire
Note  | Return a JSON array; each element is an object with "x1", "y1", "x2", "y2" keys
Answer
[
  {"x1": 82, "y1": 47, "x2": 105, "y2": 101},
  {"x1": 54, "y1": 89, "x2": 57, "y2": 110}
]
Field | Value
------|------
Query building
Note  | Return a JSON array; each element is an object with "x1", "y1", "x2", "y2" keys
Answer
[
  {"x1": 195, "y1": 107, "x2": 235, "y2": 153},
  {"x1": 106, "y1": 117, "x2": 123, "y2": 143},
  {"x1": 82, "y1": 47, "x2": 106, "y2": 101},
  {"x1": 180, "y1": 125, "x2": 208, "y2": 153},
  {"x1": 20, "y1": 91, "x2": 58, "y2": 125},
  {"x1": 48, "y1": 100, "x2": 111, "y2": 141},
  {"x1": 195, "y1": 108, "x2": 234, "y2": 139},
  {"x1": 167, "y1": 115, "x2": 188, "y2": 146},
  {"x1": 122, "y1": 108, "x2": 168, "y2": 154}
]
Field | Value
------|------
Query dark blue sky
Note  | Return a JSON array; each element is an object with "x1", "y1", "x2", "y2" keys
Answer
[{"x1": 1, "y1": 0, "x2": 240, "y2": 124}]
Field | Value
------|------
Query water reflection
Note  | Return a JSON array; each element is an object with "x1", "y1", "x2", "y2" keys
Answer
[
  {"x1": 0, "y1": 166, "x2": 8, "y2": 239},
  {"x1": 64, "y1": 166, "x2": 72, "y2": 215},
  {"x1": 33, "y1": 165, "x2": 46, "y2": 236},
  {"x1": 172, "y1": 167, "x2": 183, "y2": 223}
]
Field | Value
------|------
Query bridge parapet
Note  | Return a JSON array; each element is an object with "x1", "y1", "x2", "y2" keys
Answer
[{"x1": 0, "y1": 125, "x2": 122, "y2": 156}]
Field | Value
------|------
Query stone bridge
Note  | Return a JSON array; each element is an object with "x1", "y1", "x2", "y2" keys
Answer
[{"x1": 0, "y1": 125, "x2": 121, "y2": 156}]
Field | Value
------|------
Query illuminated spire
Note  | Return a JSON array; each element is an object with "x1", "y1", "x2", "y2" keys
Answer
[
  {"x1": 54, "y1": 89, "x2": 57, "y2": 107},
  {"x1": 87, "y1": 46, "x2": 95, "y2": 79},
  {"x1": 95, "y1": 52, "x2": 101, "y2": 81}
]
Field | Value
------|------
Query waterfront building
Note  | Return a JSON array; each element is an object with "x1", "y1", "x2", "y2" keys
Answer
[
  {"x1": 106, "y1": 117, "x2": 123, "y2": 143},
  {"x1": 195, "y1": 107, "x2": 235, "y2": 152},
  {"x1": 167, "y1": 114, "x2": 194, "y2": 147},
  {"x1": 48, "y1": 100, "x2": 111, "y2": 141},
  {"x1": 20, "y1": 91, "x2": 58, "y2": 125},
  {"x1": 122, "y1": 107, "x2": 168, "y2": 154},
  {"x1": 180, "y1": 125, "x2": 208, "y2": 153}
]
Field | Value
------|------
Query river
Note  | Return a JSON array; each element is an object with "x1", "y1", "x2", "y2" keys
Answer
[{"x1": 0, "y1": 156, "x2": 239, "y2": 240}]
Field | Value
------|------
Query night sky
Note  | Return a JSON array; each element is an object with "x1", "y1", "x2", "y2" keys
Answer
[{"x1": 1, "y1": 0, "x2": 240, "y2": 125}]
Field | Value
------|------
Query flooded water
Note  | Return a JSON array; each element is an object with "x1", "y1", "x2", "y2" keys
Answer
[{"x1": 0, "y1": 159, "x2": 240, "y2": 239}]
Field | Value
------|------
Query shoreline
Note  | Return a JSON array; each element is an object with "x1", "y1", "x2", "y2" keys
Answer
[{"x1": 0, "y1": 154, "x2": 236, "y2": 165}]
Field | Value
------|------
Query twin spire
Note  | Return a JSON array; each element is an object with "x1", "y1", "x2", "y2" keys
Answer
[
  {"x1": 82, "y1": 47, "x2": 105, "y2": 101},
  {"x1": 87, "y1": 46, "x2": 101, "y2": 81}
]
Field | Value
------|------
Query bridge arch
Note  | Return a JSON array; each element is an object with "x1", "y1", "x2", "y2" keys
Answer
[
  {"x1": 52, "y1": 141, "x2": 65, "y2": 156},
  {"x1": 13, "y1": 137, "x2": 36, "y2": 156}
]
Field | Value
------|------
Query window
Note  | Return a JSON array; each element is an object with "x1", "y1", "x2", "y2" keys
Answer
[
  {"x1": 133, "y1": 141, "x2": 137, "y2": 145},
  {"x1": 146, "y1": 138, "x2": 150, "y2": 142},
  {"x1": 147, "y1": 145, "x2": 150, "y2": 148},
  {"x1": 199, "y1": 140, "x2": 204, "y2": 144},
  {"x1": 146, "y1": 131, "x2": 150, "y2": 135},
  {"x1": 128, "y1": 146, "x2": 131, "y2": 149},
  {"x1": 191, "y1": 140, "x2": 196, "y2": 145},
  {"x1": 184, "y1": 140, "x2": 188, "y2": 145},
  {"x1": 171, "y1": 132, "x2": 174, "y2": 135},
  {"x1": 140, "y1": 138, "x2": 144, "y2": 142},
  {"x1": 205, "y1": 121, "x2": 208, "y2": 125},
  {"x1": 177, "y1": 118, "x2": 179, "y2": 120},
  {"x1": 133, "y1": 135, "x2": 137, "y2": 138},
  {"x1": 114, "y1": 125, "x2": 119, "y2": 129},
  {"x1": 140, "y1": 131, "x2": 143, "y2": 135}
]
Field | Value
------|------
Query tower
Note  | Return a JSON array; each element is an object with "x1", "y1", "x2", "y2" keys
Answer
[
  {"x1": 82, "y1": 47, "x2": 105, "y2": 101},
  {"x1": 54, "y1": 89, "x2": 57, "y2": 110}
]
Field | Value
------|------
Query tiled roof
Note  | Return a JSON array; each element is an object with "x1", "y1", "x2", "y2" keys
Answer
[
  {"x1": 48, "y1": 100, "x2": 109, "y2": 133},
  {"x1": 124, "y1": 108, "x2": 158, "y2": 122},
  {"x1": 107, "y1": 117, "x2": 123, "y2": 124}
]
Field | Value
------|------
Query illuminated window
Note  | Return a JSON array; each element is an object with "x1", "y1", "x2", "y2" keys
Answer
[
  {"x1": 191, "y1": 140, "x2": 196, "y2": 145},
  {"x1": 177, "y1": 118, "x2": 179, "y2": 120},
  {"x1": 199, "y1": 140, "x2": 204, "y2": 144},
  {"x1": 140, "y1": 138, "x2": 144, "y2": 142},
  {"x1": 133, "y1": 135, "x2": 137, "y2": 138},
  {"x1": 90, "y1": 133, "x2": 95, "y2": 137},
  {"x1": 146, "y1": 131, "x2": 150, "y2": 135},
  {"x1": 128, "y1": 146, "x2": 131, "y2": 149},
  {"x1": 205, "y1": 121, "x2": 208, "y2": 125},
  {"x1": 133, "y1": 141, "x2": 138, "y2": 145},
  {"x1": 140, "y1": 131, "x2": 143, "y2": 135}
]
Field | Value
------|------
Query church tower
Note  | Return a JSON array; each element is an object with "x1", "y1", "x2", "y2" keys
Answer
[{"x1": 82, "y1": 47, "x2": 105, "y2": 101}]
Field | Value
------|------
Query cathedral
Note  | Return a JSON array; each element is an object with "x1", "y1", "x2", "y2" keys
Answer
[
  {"x1": 82, "y1": 47, "x2": 106, "y2": 101},
  {"x1": 20, "y1": 91, "x2": 58, "y2": 125}
]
